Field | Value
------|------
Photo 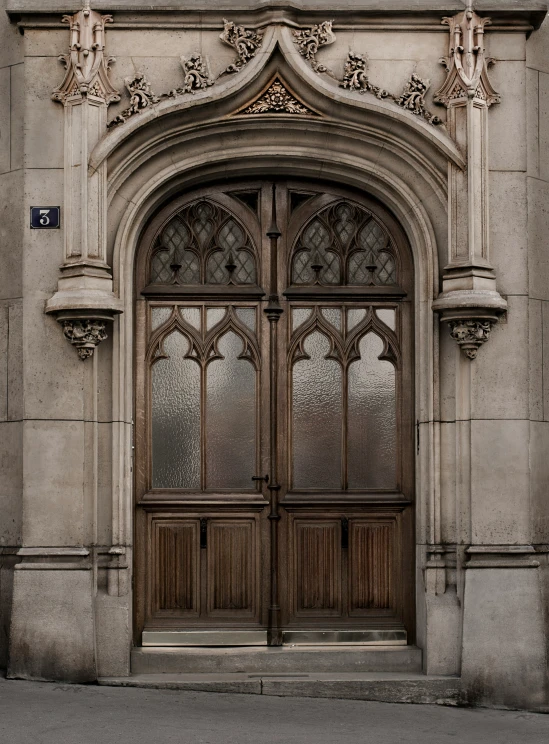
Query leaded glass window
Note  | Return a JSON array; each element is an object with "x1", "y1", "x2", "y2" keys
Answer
[
  {"x1": 150, "y1": 200, "x2": 257, "y2": 286},
  {"x1": 290, "y1": 201, "x2": 397, "y2": 286}
]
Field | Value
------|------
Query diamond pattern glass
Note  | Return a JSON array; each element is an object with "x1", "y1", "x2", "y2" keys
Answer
[
  {"x1": 150, "y1": 201, "x2": 257, "y2": 286},
  {"x1": 291, "y1": 201, "x2": 397, "y2": 287}
]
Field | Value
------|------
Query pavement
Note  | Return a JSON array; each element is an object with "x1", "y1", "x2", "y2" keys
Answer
[{"x1": 0, "y1": 677, "x2": 548, "y2": 744}]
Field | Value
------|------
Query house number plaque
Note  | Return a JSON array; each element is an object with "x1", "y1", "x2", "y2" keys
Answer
[{"x1": 30, "y1": 207, "x2": 61, "y2": 229}]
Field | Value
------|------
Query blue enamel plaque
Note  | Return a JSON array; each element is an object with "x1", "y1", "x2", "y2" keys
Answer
[{"x1": 30, "y1": 207, "x2": 61, "y2": 229}]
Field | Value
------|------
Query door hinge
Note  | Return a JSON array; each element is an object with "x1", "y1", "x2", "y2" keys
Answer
[
  {"x1": 200, "y1": 518, "x2": 208, "y2": 549},
  {"x1": 341, "y1": 517, "x2": 349, "y2": 550}
]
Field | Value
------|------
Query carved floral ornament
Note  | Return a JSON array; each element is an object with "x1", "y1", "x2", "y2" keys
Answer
[{"x1": 61, "y1": 319, "x2": 109, "y2": 360}]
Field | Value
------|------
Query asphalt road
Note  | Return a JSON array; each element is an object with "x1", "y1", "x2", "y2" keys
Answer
[{"x1": 0, "y1": 678, "x2": 548, "y2": 744}]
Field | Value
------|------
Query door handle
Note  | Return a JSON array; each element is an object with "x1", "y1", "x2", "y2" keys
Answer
[{"x1": 252, "y1": 474, "x2": 269, "y2": 483}]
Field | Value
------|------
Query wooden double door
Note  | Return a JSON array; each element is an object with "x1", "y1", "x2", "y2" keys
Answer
[{"x1": 134, "y1": 180, "x2": 414, "y2": 646}]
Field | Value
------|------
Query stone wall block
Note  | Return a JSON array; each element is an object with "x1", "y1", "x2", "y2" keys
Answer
[
  {"x1": 530, "y1": 420, "x2": 549, "y2": 544},
  {"x1": 107, "y1": 29, "x2": 201, "y2": 58},
  {"x1": 470, "y1": 419, "x2": 530, "y2": 545},
  {"x1": 95, "y1": 596, "x2": 131, "y2": 677},
  {"x1": 24, "y1": 58, "x2": 64, "y2": 170},
  {"x1": 489, "y1": 171, "x2": 528, "y2": 295},
  {"x1": 487, "y1": 32, "x2": 526, "y2": 62},
  {"x1": 0, "y1": 67, "x2": 11, "y2": 175},
  {"x1": 528, "y1": 177, "x2": 549, "y2": 301},
  {"x1": 526, "y1": 16, "x2": 549, "y2": 74},
  {"x1": 24, "y1": 29, "x2": 67, "y2": 58},
  {"x1": 9, "y1": 62, "x2": 23, "y2": 173},
  {"x1": 462, "y1": 567, "x2": 548, "y2": 708},
  {"x1": 22, "y1": 298, "x2": 85, "y2": 421},
  {"x1": 0, "y1": 421, "x2": 23, "y2": 546},
  {"x1": 529, "y1": 299, "x2": 543, "y2": 421},
  {"x1": 488, "y1": 62, "x2": 526, "y2": 172},
  {"x1": 0, "y1": 170, "x2": 23, "y2": 301},
  {"x1": 22, "y1": 420, "x2": 85, "y2": 547},
  {"x1": 539, "y1": 71, "x2": 549, "y2": 182},
  {"x1": 8, "y1": 568, "x2": 95, "y2": 682},
  {"x1": 543, "y1": 301, "x2": 549, "y2": 419},
  {"x1": 470, "y1": 296, "x2": 529, "y2": 420},
  {"x1": 0, "y1": 304, "x2": 7, "y2": 421},
  {"x1": 423, "y1": 586, "x2": 461, "y2": 676},
  {"x1": 7, "y1": 300, "x2": 22, "y2": 422},
  {"x1": 527, "y1": 67, "x2": 539, "y2": 178}
]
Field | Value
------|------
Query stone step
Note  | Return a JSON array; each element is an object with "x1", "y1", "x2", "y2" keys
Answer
[
  {"x1": 99, "y1": 672, "x2": 462, "y2": 706},
  {"x1": 131, "y1": 645, "x2": 423, "y2": 675}
]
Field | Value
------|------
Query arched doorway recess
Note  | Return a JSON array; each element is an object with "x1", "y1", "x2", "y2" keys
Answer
[{"x1": 133, "y1": 179, "x2": 415, "y2": 646}]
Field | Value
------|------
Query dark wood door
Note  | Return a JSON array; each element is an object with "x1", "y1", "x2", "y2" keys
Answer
[{"x1": 134, "y1": 181, "x2": 414, "y2": 646}]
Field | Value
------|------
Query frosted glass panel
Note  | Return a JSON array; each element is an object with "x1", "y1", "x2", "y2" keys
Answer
[
  {"x1": 347, "y1": 308, "x2": 367, "y2": 331},
  {"x1": 206, "y1": 331, "x2": 256, "y2": 489},
  {"x1": 321, "y1": 307, "x2": 342, "y2": 330},
  {"x1": 347, "y1": 333, "x2": 396, "y2": 489},
  {"x1": 376, "y1": 308, "x2": 396, "y2": 331},
  {"x1": 235, "y1": 307, "x2": 256, "y2": 332},
  {"x1": 151, "y1": 307, "x2": 172, "y2": 331},
  {"x1": 292, "y1": 331, "x2": 342, "y2": 489},
  {"x1": 292, "y1": 307, "x2": 313, "y2": 332},
  {"x1": 152, "y1": 331, "x2": 201, "y2": 489},
  {"x1": 180, "y1": 307, "x2": 201, "y2": 330},
  {"x1": 206, "y1": 307, "x2": 226, "y2": 331}
]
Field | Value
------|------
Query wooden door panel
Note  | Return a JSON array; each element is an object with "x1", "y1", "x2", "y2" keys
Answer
[
  {"x1": 151, "y1": 518, "x2": 200, "y2": 617},
  {"x1": 292, "y1": 518, "x2": 342, "y2": 618},
  {"x1": 348, "y1": 519, "x2": 396, "y2": 615},
  {"x1": 206, "y1": 518, "x2": 259, "y2": 618}
]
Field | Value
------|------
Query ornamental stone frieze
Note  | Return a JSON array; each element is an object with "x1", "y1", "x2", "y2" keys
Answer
[
  {"x1": 340, "y1": 52, "x2": 389, "y2": 100},
  {"x1": 51, "y1": 1, "x2": 119, "y2": 105},
  {"x1": 293, "y1": 21, "x2": 336, "y2": 73},
  {"x1": 107, "y1": 72, "x2": 160, "y2": 128},
  {"x1": 220, "y1": 19, "x2": 264, "y2": 74},
  {"x1": 432, "y1": 5, "x2": 506, "y2": 359},
  {"x1": 393, "y1": 74, "x2": 443, "y2": 126},
  {"x1": 241, "y1": 78, "x2": 316, "y2": 116}
]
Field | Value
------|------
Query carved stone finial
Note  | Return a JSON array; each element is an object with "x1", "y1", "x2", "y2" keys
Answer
[
  {"x1": 52, "y1": 3, "x2": 120, "y2": 105},
  {"x1": 107, "y1": 72, "x2": 159, "y2": 128},
  {"x1": 62, "y1": 319, "x2": 108, "y2": 360},
  {"x1": 340, "y1": 51, "x2": 389, "y2": 99},
  {"x1": 435, "y1": 5, "x2": 500, "y2": 106},
  {"x1": 164, "y1": 54, "x2": 214, "y2": 98},
  {"x1": 393, "y1": 73, "x2": 443, "y2": 125},
  {"x1": 447, "y1": 318, "x2": 495, "y2": 359},
  {"x1": 240, "y1": 79, "x2": 316, "y2": 116},
  {"x1": 220, "y1": 19, "x2": 264, "y2": 74},
  {"x1": 293, "y1": 21, "x2": 335, "y2": 73}
]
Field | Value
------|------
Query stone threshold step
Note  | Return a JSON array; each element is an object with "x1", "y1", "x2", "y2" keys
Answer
[
  {"x1": 132, "y1": 645, "x2": 422, "y2": 674},
  {"x1": 99, "y1": 672, "x2": 462, "y2": 706}
]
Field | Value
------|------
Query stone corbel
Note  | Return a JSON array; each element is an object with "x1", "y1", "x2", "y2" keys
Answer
[
  {"x1": 48, "y1": 3, "x2": 122, "y2": 357},
  {"x1": 432, "y1": 6, "x2": 507, "y2": 358}
]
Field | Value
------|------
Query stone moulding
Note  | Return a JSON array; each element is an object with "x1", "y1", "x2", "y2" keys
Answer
[
  {"x1": 220, "y1": 19, "x2": 264, "y2": 74},
  {"x1": 240, "y1": 78, "x2": 317, "y2": 116},
  {"x1": 107, "y1": 72, "x2": 160, "y2": 128},
  {"x1": 51, "y1": 1, "x2": 120, "y2": 105},
  {"x1": 293, "y1": 20, "x2": 335, "y2": 73}
]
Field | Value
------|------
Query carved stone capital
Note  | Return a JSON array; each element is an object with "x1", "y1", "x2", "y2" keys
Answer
[
  {"x1": 52, "y1": 2, "x2": 120, "y2": 105},
  {"x1": 61, "y1": 317, "x2": 109, "y2": 360},
  {"x1": 433, "y1": 296, "x2": 506, "y2": 360},
  {"x1": 434, "y1": 5, "x2": 500, "y2": 108}
]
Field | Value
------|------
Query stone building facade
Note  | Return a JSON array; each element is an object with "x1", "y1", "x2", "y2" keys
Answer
[{"x1": 1, "y1": 0, "x2": 548, "y2": 710}]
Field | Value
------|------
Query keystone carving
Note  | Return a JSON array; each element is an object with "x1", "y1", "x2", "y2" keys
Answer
[
  {"x1": 393, "y1": 73, "x2": 443, "y2": 125},
  {"x1": 293, "y1": 21, "x2": 335, "y2": 73},
  {"x1": 107, "y1": 72, "x2": 160, "y2": 128},
  {"x1": 340, "y1": 52, "x2": 389, "y2": 99},
  {"x1": 435, "y1": 5, "x2": 500, "y2": 107},
  {"x1": 164, "y1": 54, "x2": 214, "y2": 97},
  {"x1": 62, "y1": 319, "x2": 108, "y2": 360},
  {"x1": 448, "y1": 318, "x2": 495, "y2": 360},
  {"x1": 220, "y1": 19, "x2": 264, "y2": 74},
  {"x1": 241, "y1": 79, "x2": 315, "y2": 116},
  {"x1": 52, "y1": 1, "x2": 120, "y2": 105}
]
